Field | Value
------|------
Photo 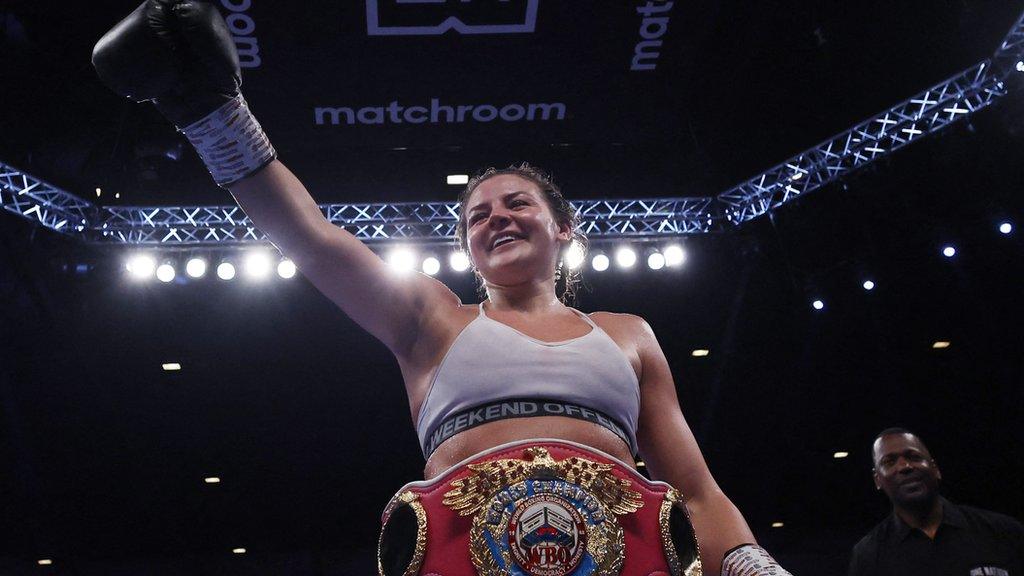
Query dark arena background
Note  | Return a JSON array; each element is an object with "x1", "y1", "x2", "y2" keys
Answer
[{"x1": 3, "y1": 1, "x2": 1024, "y2": 574}]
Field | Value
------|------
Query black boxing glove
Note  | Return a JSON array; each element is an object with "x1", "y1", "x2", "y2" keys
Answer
[
  {"x1": 93, "y1": 0, "x2": 274, "y2": 186},
  {"x1": 93, "y1": 0, "x2": 239, "y2": 127}
]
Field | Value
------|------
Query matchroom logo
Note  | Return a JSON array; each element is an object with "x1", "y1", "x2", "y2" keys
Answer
[
  {"x1": 366, "y1": 0, "x2": 539, "y2": 36},
  {"x1": 314, "y1": 98, "x2": 566, "y2": 126}
]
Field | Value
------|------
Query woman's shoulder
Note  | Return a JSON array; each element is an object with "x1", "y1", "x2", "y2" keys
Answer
[{"x1": 584, "y1": 310, "x2": 651, "y2": 337}]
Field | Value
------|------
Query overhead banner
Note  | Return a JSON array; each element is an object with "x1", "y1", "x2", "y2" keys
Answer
[{"x1": 222, "y1": 0, "x2": 689, "y2": 153}]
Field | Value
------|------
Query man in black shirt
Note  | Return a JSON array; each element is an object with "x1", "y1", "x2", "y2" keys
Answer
[{"x1": 849, "y1": 428, "x2": 1024, "y2": 576}]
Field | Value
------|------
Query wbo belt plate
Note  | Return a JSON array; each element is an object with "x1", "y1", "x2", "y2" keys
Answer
[{"x1": 443, "y1": 447, "x2": 643, "y2": 576}]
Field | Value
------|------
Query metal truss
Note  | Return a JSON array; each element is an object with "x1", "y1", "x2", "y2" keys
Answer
[
  {"x1": 1, "y1": 162, "x2": 98, "y2": 239},
  {"x1": 93, "y1": 197, "x2": 715, "y2": 245},
  {"x1": 4, "y1": 9, "x2": 1023, "y2": 246},
  {"x1": 719, "y1": 60, "x2": 1008, "y2": 223},
  {"x1": 576, "y1": 198, "x2": 715, "y2": 237},
  {"x1": 993, "y1": 9, "x2": 1024, "y2": 75},
  {"x1": 720, "y1": 9, "x2": 1024, "y2": 223}
]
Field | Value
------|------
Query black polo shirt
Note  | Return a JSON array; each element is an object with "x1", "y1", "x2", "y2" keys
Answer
[{"x1": 849, "y1": 497, "x2": 1024, "y2": 576}]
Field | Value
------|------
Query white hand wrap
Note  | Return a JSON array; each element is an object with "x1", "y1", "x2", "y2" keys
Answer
[
  {"x1": 721, "y1": 544, "x2": 793, "y2": 576},
  {"x1": 180, "y1": 94, "x2": 277, "y2": 187}
]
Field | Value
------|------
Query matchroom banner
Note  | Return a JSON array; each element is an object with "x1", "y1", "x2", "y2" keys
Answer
[{"x1": 217, "y1": 1, "x2": 707, "y2": 157}]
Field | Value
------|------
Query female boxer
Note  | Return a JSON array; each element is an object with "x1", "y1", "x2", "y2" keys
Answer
[{"x1": 93, "y1": 2, "x2": 792, "y2": 574}]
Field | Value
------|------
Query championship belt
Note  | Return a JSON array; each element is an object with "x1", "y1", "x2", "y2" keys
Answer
[{"x1": 378, "y1": 439, "x2": 702, "y2": 576}]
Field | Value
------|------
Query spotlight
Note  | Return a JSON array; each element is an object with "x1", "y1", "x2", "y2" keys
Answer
[
  {"x1": 126, "y1": 254, "x2": 156, "y2": 280},
  {"x1": 942, "y1": 246, "x2": 956, "y2": 258},
  {"x1": 591, "y1": 253, "x2": 610, "y2": 272},
  {"x1": 446, "y1": 174, "x2": 469, "y2": 185},
  {"x1": 387, "y1": 247, "x2": 416, "y2": 272},
  {"x1": 1017, "y1": 60, "x2": 1024, "y2": 73},
  {"x1": 663, "y1": 244, "x2": 686, "y2": 267},
  {"x1": 812, "y1": 299, "x2": 824, "y2": 310},
  {"x1": 422, "y1": 257, "x2": 441, "y2": 276},
  {"x1": 999, "y1": 222, "x2": 1012, "y2": 235},
  {"x1": 277, "y1": 259, "x2": 297, "y2": 279},
  {"x1": 186, "y1": 257, "x2": 208, "y2": 278},
  {"x1": 647, "y1": 252, "x2": 665, "y2": 270},
  {"x1": 38, "y1": 559, "x2": 53, "y2": 566},
  {"x1": 232, "y1": 548, "x2": 246, "y2": 554},
  {"x1": 244, "y1": 251, "x2": 273, "y2": 279},
  {"x1": 833, "y1": 451, "x2": 849, "y2": 459},
  {"x1": 449, "y1": 251, "x2": 470, "y2": 272},
  {"x1": 771, "y1": 522, "x2": 784, "y2": 528},
  {"x1": 862, "y1": 280, "x2": 875, "y2": 291},
  {"x1": 614, "y1": 247, "x2": 637, "y2": 269},
  {"x1": 156, "y1": 263, "x2": 176, "y2": 283},
  {"x1": 217, "y1": 262, "x2": 236, "y2": 280},
  {"x1": 565, "y1": 240, "x2": 586, "y2": 270}
]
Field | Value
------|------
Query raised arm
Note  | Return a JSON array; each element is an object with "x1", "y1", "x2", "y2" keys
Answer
[
  {"x1": 92, "y1": 1, "x2": 458, "y2": 356},
  {"x1": 227, "y1": 160, "x2": 459, "y2": 354},
  {"x1": 633, "y1": 318, "x2": 790, "y2": 576}
]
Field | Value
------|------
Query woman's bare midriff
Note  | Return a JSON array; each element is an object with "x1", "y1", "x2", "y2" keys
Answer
[{"x1": 423, "y1": 415, "x2": 635, "y2": 479}]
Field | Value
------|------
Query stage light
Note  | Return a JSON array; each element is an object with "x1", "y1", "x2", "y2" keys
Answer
[
  {"x1": 592, "y1": 253, "x2": 610, "y2": 272},
  {"x1": 244, "y1": 251, "x2": 273, "y2": 279},
  {"x1": 932, "y1": 341, "x2": 951, "y2": 349},
  {"x1": 565, "y1": 240, "x2": 586, "y2": 270},
  {"x1": 38, "y1": 559, "x2": 52, "y2": 566},
  {"x1": 647, "y1": 252, "x2": 665, "y2": 270},
  {"x1": 636, "y1": 460, "x2": 646, "y2": 468},
  {"x1": 277, "y1": 259, "x2": 297, "y2": 279},
  {"x1": 186, "y1": 257, "x2": 208, "y2": 278},
  {"x1": 833, "y1": 451, "x2": 849, "y2": 459},
  {"x1": 790, "y1": 172, "x2": 803, "y2": 180},
  {"x1": 387, "y1": 247, "x2": 416, "y2": 272},
  {"x1": 691, "y1": 349, "x2": 709, "y2": 357},
  {"x1": 217, "y1": 262, "x2": 236, "y2": 280},
  {"x1": 232, "y1": 548, "x2": 246, "y2": 554},
  {"x1": 126, "y1": 254, "x2": 156, "y2": 280},
  {"x1": 615, "y1": 247, "x2": 637, "y2": 269},
  {"x1": 204, "y1": 477, "x2": 221, "y2": 484},
  {"x1": 95, "y1": 187, "x2": 101, "y2": 197},
  {"x1": 999, "y1": 222, "x2": 1012, "y2": 234},
  {"x1": 812, "y1": 299, "x2": 825, "y2": 310},
  {"x1": 771, "y1": 522, "x2": 784, "y2": 528},
  {"x1": 663, "y1": 244, "x2": 686, "y2": 267},
  {"x1": 447, "y1": 174, "x2": 469, "y2": 185},
  {"x1": 1017, "y1": 60, "x2": 1024, "y2": 72},
  {"x1": 157, "y1": 263, "x2": 176, "y2": 283},
  {"x1": 422, "y1": 257, "x2": 441, "y2": 276},
  {"x1": 162, "y1": 363, "x2": 181, "y2": 371},
  {"x1": 942, "y1": 246, "x2": 956, "y2": 258},
  {"x1": 862, "y1": 280, "x2": 875, "y2": 291},
  {"x1": 450, "y1": 251, "x2": 471, "y2": 272}
]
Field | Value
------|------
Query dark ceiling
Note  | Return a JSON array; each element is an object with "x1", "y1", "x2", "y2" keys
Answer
[{"x1": 2, "y1": 1, "x2": 1024, "y2": 574}]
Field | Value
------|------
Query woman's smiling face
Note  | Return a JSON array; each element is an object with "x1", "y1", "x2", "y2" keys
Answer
[{"x1": 463, "y1": 174, "x2": 571, "y2": 287}]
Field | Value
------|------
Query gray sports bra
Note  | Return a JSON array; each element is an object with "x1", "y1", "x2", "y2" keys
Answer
[{"x1": 415, "y1": 302, "x2": 641, "y2": 459}]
